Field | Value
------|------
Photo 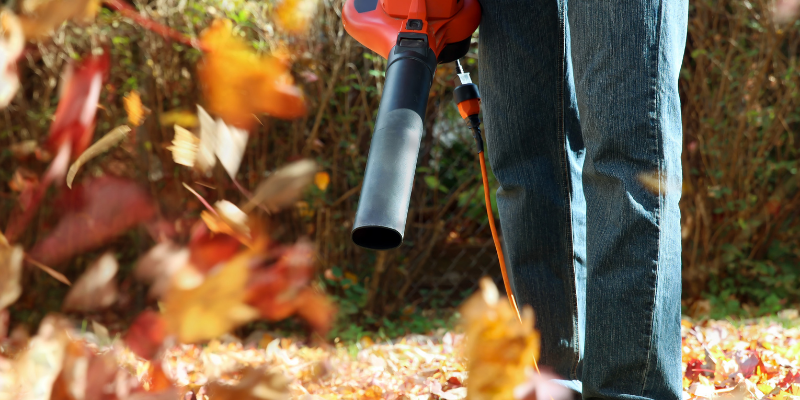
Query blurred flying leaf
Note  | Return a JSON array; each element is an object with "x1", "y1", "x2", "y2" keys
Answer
[
  {"x1": 29, "y1": 176, "x2": 157, "y2": 266},
  {"x1": 775, "y1": 0, "x2": 800, "y2": 24},
  {"x1": 124, "y1": 310, "x2": 168, "y2": 360},
  {"x1": 135, "y1": 241, "x2": 190, "y2": 299},
  {"x1": 460, "y1": 278, "x2": 540, "y2": 400},
  {"x1": 191, "y1": 104, "x2": 249, "y2": 179},
  {"x1": 198, "y1": 19, "x2": 306, "y2": 129},
  {"x1": 159, "y1": 109, "x2": 199, "y2": 128},
  {"x1": 245, "y1": 239, "x2": 336, "y2": 334},
  {"x1": 9, "y1": 140, "x2": 39, "y2": 159},
  {"x1": 205, "y1": 367, "x2": 290, "y2": 400},
  {"x1": 241, "y1": 159, "x2": 317, "y2": 213},
  {"x1": 167, "y1": 125, "x2": 200, "y2": 168},
  {"x1": 637, "y1": 170, "x2": 686, "y2": 195},
  {"x1": 0, "y1": 11, "x2": 23, "y2": 108},
  {"x1": 10, "y1": 315, "x2": 72, "y2": 400},
  {"x1": 63, "y1": 253, "x2": 118, "y2": 312},
  {"x1": 0, "y1": 243, "x2": 23, "y2": 309},
  {"x1": 201, "y1": 200, "x2": 251, "y2": 242},
  {"x1": 46, "y1": 52, "x2": 110, "y2": 162},
  {"x1": 66, "y1": 125, "x2": 131, "y2": 188},
  {"x1": 314, "y1": 171, "x2": 330, "y2": 191},
  {"x1": 162, "y1": 251, "x2": 259, "y2": 343},
  {"x1": 124, "y1": 90, "x2": 146, "y2": 127},
  {"x1": 188, "y1": 226, "x2": 242, "y2": 273},
  {"x1": 513, "y1": 369, "x2": 574, "y2": 400},
  {"x1": 18, "y1": 0, "x2": 99, "y2": 39},
  {"x1": 274, "y1": 0, "x2": 318, "y2": 34}
]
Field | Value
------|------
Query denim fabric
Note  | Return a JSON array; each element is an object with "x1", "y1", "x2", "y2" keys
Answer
[{"x1": 477, "y1": 0, "x2": 687, "y2": 399}]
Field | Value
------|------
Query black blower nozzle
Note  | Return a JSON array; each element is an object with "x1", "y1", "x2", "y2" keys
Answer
[{"x1": 351, "y1": 37, "x2": 438, "y2": 250}]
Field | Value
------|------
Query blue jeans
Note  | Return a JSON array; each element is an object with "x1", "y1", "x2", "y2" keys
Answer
[{"x1": 478, "y1": 0, "x2": 687, "y2": 399}]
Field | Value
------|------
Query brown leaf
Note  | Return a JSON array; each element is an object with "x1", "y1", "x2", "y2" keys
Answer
[
  {"x1": 241, "y1": 159, "x2": 317, "y2": 213},
  {"x1": 0, "y1": 243, "x2": 23, "y2": 309},
  {"x1": 124, "y1": 311, "x2": 168, "y2": 360},
  {"x1": 206, "y1": 367, "x2": 290, "y2": 400},
  {"x1": 18, "y1": 0, "x2": 99, "y2": 39},
  {"x1": 29, "y1": 176, "x2": 157, "y2": 266},
  {"x1": 198, "y1": 19, "x2": 306, "y2": 129},
  {"x1": 66, "y1": 125, "x2": 131, "y2": 188},
  {"x1": 63, "y1": 252, "x2": 118, "y2": 312}
]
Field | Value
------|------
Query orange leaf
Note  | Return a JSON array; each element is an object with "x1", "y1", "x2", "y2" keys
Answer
[
  {"x1": 314, "y1": 171, "x2": 330, "y2": 191},
  {"x1": 124, "y1": 90, "x2": 145, "y2": 126},
  {"x1": 198, "y1": 19, "x2": 306, "y2": 129},
  {"x1": 18, "y1": 0, "x2": 99, "y2": 39},
  {"x1": 0, "y1": 11, "x2": 24, "y2": 108},
  {"x1": 274, "y1": 0, "x2": 317, "y2": 34}
]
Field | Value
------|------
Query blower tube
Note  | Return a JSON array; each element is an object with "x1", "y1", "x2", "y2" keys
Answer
[{"x1": 351, "y1": 36, "x2": 438, "y2": 250}]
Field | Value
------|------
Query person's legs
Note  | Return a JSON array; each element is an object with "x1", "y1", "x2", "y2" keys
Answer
[
  {"x1": 567, "y1": 0, "x2": 688, "y2": 398},
  {"x1": 478, "y1": 0, "x2": 587, "y2": 392}
]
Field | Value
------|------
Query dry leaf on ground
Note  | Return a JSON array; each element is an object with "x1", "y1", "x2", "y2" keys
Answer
[
  {"x1": 198, "y1": 19, "x2": 306, "y2": 129},
  {"x1": 205, "y1": 367, "x2": 291, "y2": 400},
  {"x1": 63, "y1": 252, "x2": 118, "y2": 312}
]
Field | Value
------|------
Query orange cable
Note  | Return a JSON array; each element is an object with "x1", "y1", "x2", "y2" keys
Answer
[{"x1": 479, "y1": 150, "x2": 542, "y2": 375}]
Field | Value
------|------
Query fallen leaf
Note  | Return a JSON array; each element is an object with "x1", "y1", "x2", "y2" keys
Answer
[
  {"x1": 124, "y1": 310, "x2": 168, "y2": 360},
  {"x1": 0, "y1": 243, "x2": 23, "y2": 309},
  {"x1": 241, "y1": 159, "x2": 317, "y2": 213},
  {"x1": 159, "y1": 109, "x2": 199, "y2": 129},
  {"x1": 314, "y1": 171, "x2": 330, "y2": 191},
  {"x1": 18, "y1": 0, "x2": 98, "y2": 39},
  {"x1": 46, "y1": 51, "x2": 110, "y2": 161},
  {"x1": 0, "y1": 11, "x2": 23, "y2": 108},
  {"x1": 167, "y1": 125, "x2": 200, "y2": 168},
  {"x1": 29, "y1": 176, "x2": 157, "y2": 265},
  {"x1": 63, "y1": 252, "x2": 118, "y2": 312},
  {"x1": 124, "y1": 90, "x2": 145, "y2": 126},
  {"x1": 198, "y1": 19, "x2": 306, "y2": 129},
  {"x1": 66, "y1": 125, "x2": 131, "y2": 188},
  {"x1": 162, "y1": 251, "x2": 259, "y2": 343},
  {"x1": 274, "y1": 0, "x2": 317, "y2": 34},
  {"x1": 205, "y1": 367, "x2": 290, "y2": 400}
]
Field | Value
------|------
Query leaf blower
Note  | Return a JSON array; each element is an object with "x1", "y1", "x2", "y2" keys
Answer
[{"x1": 343, "y1": 0, "x2": 522, "y2": 319}]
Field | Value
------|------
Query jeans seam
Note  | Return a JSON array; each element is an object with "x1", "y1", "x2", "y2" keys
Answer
[
  {"x1": 641, "y1": 0, "x2": 666, "y2": 396},
  {"x1": 558, "y1": 0, "x2": 581, "y2": 383}
]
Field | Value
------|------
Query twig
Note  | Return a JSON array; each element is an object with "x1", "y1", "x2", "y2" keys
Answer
[
  {"x1": 24, "y1": 254, "x2": 71, "y2": 286},
  {"x1": 103, "y1": 0, "x2": 205, "y2": 51}
]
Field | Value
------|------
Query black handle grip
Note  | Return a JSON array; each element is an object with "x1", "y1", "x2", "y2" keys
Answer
[{"x1": 351, "y1": 43, "x2": 438, "y2": 250}]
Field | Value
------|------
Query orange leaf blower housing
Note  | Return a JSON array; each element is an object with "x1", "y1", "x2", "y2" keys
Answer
[
  {"x1": 343, "y1": 0, "x2": 481, "y2": 62},
  {"x1": 343, "y1": 0, "x2": 482, "y2": 251}
]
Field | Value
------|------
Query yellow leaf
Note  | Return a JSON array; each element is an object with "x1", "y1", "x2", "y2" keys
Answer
[
  {"x1": 124, "y1": 91, "x2": 145, "y2": 127},
  {"x1": 159, "y1": 110, "x2": 199, "y2": 128},
  {"x1": 200, "y1": 200, "x2": 251, "y2": 244},
  {"x1": 167, "y1": 125, "x2": 200, "y2": 168},
  {"x1": 314, "y1": 171, "x2": 330, "y2": 191},
  {"x1": 274, "y1": 0, "x2": 317, "y2": 34},
  {"x1": 198, "y1": 19, "x2": 306, "y2": 129},
  {"x1": 459, "y1": 278, "x2": 539, "y2": 400},
  {"x1": 162, "y1": 252, "x2": 258, "y2": 343}
]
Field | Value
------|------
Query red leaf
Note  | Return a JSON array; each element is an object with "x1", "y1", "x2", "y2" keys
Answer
[
  {"x1": 29, "y1": 176, "x2": 156, "y2": 266},
  {"x1": 685, "y1": 358, "x2": 703, "y2": 381},
  {"x1": 124, "y1": 311, "x2": 167, "y2": 360},
  {"x1": 46, "y1": 52, "x2": 110, "y2": 159},
  {"x1": 188, "y1": 224, "x2": 242, "y2": 273},
  {"x1": 780, "y1": 371, "x2": 800, "y2": 388}
]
